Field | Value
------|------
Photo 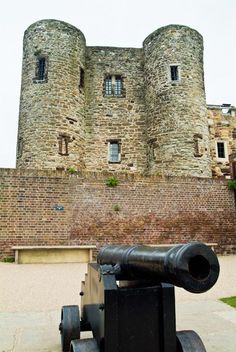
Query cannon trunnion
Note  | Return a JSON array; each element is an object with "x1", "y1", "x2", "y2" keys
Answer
[{"x1": 59, "y1": 242, "x2": 220, "y2": 352}]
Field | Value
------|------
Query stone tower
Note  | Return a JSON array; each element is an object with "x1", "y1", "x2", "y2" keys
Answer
[
  {"x1": 16, "y1": 20, "x2": 86, "y2": 169},
  {"x1": 143, "y1": 25, "x2": 211, "y2": 177},
  {"x1": 16, "y1": 20, "x2": 211, "y2": 177}
]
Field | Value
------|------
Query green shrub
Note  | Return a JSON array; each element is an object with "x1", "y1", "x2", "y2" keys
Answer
[
  {"x1": 34, "y1": 49, "x2": 42, "y2": 56},
  {"x1": 67, "y1": 166, "x2": 77, "y2": 174},
  {"x1": 113, "y1": 204, "x2": 121, "y2": 212},
  {"x1": 3, "y1": 257, "x2": 15, "y2": 263},
  {"x1": 106, "y1": 176, "x2": 119, "y2": 187},
  {"x1": 227, "y1": 180, "x2": 236, "y2": 190}
]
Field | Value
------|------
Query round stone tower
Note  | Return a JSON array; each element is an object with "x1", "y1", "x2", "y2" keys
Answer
[
  {"x1": 143, "y1": 25, "x2": 211, "y2": 177},
  {"x1": 16, "y1": 19, "x2": 86, "y2": 170}
]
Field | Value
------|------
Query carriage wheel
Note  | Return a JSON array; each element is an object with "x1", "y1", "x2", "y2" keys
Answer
[
  {"x1": 176, "y1": 330, "x2": 206, "y2": 352},
  {"x1": 59, "y1": 305, "x2": 81, "y2": 352},
  {"x1": 70, "y1": 338, "x2": 99, "y2": 352}
]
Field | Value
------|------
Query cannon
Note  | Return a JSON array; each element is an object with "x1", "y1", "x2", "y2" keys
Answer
[{"x1": 59, "y1": 242, "x2": 220, "y2": 352}]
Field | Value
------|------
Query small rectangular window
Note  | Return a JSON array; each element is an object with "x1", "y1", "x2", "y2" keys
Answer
[
  {"x1": 217, "y1": 142, "x2": 225, "y2": 159},
  {"x1": 34, "y1": 56, "x2": 48, "y2": 83},
  {"x1": 79, "y1": 68, "x2": 84, "y2": 89},
  {"x1": 170, "y1": 65, "x2": 179, "y2": 81},
  {"x1": 193, "y1": 134, "x2": 203, "y2": 157},
  {"x1": 17, "y1": 137, "x2": 23, "y2": 158},
  {"x1": 58, "y1": 134, "x2": 71, "y2": 156},
  {"x1": 105, "y1": 76, "x2": 112, "y2": 96},
  {"x1": 104, "y1": 75, "x2": 124, "y2": 97},
  {"x1": 108, "y1": 141, "x2": 120, "y2": 162},
  {"x1": 232, "y1": 129, "x2": 236, "y2": 139},
  {"x1": 38, "y1": 58, "x2": 46, "y2": 80}
]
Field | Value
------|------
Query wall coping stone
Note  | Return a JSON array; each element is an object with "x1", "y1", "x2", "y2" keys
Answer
[{"x1": 0, "y1": 168, "x2": 229, "y2": 185}]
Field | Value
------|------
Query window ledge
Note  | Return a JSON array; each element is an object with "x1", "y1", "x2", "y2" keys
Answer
[
  {"x1": 104, "y1": 95, "x2": 124, "y2": 98},
  {"x1": 170, "y1": 80, "x2": 181, "y2": 85},
  {"x1": 33, "y1": 79, "x2": 48, "y2": 84},
  {"x1": 216, "y1": 158, "x2": 228, "y2": 163}
]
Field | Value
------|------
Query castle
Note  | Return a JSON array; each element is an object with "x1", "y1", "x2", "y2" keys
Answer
[
  {"x1": 16, "y1": 19, "x2": 236, "y2": 179},
  {"x1": 1, "y1": 20, "x2": 236, "y2": 261}
]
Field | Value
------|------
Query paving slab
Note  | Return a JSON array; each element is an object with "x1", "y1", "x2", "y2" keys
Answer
[
  {"x1": 176, "y1": 301, "x2": 236, "y2": 352},
  {"x1": 0, "y1": 256, "x2": 236, "y2": 351}
]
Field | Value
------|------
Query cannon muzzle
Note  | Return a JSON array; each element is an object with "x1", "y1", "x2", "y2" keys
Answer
[{"x1": 97, "y1": 242, "x2": 220, "y2": 293}]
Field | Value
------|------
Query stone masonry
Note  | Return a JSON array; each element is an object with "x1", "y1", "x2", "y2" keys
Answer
[
  {"x1": 16, "y1": 20, "x2": 212, "y2": 177},
  {"x1": 207, "y1": 104, "x2": 236, "y2": 177}
]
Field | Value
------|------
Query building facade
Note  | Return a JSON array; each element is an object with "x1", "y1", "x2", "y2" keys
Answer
[
  {"x1": 17, "y1": 20, "x2": 236, "y2": 177},
  {"x1": 208, "y1": 104, "x2": 236, "y2": 178},
  {"x1": 16, "y1": 19, "x2": 235, "y2": 178}
]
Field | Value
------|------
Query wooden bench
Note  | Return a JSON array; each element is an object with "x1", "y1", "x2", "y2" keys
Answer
[
  {"x1": 12, "y1": 245, "x2": 96, "y2": 264},
  {"x1": 12, "y1": 243, "x2": 218, "y2": 264}
]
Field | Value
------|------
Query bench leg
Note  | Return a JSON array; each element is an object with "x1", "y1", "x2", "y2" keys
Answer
[{"x1": 15, "y1": 250, "x2": 19, "y2": 264}]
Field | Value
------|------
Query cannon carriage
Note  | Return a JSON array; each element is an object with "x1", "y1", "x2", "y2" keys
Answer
[{"x1": 59, "y1": 242, "x2": 220, "y2": 352}]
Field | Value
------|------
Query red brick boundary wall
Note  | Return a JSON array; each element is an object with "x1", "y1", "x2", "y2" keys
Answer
[{"x1": 0, "y1": 168, "x2": 236, "y2": 259}]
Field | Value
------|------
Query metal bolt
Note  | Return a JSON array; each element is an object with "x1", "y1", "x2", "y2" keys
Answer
[{"x1": 99, "y1": 304, "x2": 105, "y2": 311}]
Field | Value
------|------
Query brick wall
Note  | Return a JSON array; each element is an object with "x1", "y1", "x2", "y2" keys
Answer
[{"x1": 0, "y1": 168, "x2": 236, "y2": 259}]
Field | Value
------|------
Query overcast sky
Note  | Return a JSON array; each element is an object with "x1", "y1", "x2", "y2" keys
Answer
[{"x1": 0, "y1": 0, "x2": 235, "y2": 168}]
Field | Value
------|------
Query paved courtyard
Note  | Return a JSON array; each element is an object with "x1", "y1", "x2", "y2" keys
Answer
[{"x1": 0, "y1": 256, "x2": 236, "y2": 351}]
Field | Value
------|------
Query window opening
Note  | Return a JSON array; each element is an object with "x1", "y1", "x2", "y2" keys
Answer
[
  {"x1": 193, "y1": 134, "x2": 203, "y2": 157},
  {"x1": 108, "y1": 141, "x2": 120, "y2": 162},
  {"x1": 232, "y1": 129, "x2": 236, "y2": 139},
  {"x1": 222, "y1": 104, "x2": 231, "y2": 114},
  {"x1": 58, "y1": 135, "x2": 71, "y2": 156},
  {"x1": 79, "y1": 68, "x2": 84, "y2": 88},
  {"x1": 104, "y1": 75, "x2": 123, "y2": 97},
  {"x1": 34, "y1": 56, "x2": 48, "y2": 82},
  {"x1": 170, "y1": 65, "x2": 179, "y2": 81},
  {"x1": 217, "y1": 142, "x2": 225, "y2": 159},
  {"x1": 18, "y1": 137, "x2": 23, "y2": 158},
  {"x1": 38, "y1": 58, "x2": 46, "y2": 80},
  {"x1": 222, "y1": 108, "x2": 229, "y2": 114}
]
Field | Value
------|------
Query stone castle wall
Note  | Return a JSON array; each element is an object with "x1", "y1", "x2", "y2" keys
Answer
[
  {"x1": 84, "y1": 47, "x2": 147, "y2": 172},
  {"x1": 1, "y1": 168, "x2": 236, "y2": 259},
  {"x1": 16, "y1": 20, "x2": 211, "y2": 177},
  {"x1": 17, "y1": 20, "x2": 86, "y2": 170},
  {"x1": 144, "y1": 25, "x2": 211, "y2": 177},
  {"x1": 208, "y1": 105, "x2": 236, "y2": 177}
]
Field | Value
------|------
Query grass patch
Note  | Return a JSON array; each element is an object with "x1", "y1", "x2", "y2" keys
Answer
[
  {"x1": 220, "y1": 296, "x2": 236, "y2": 309},
  {"x1": 2, "y1": 256, "x2": 15, "y2": 263}
]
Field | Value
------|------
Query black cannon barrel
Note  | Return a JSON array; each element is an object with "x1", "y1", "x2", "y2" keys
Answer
[{"x1": 97, "y1": 242, "x2": 220, "y2": 293}]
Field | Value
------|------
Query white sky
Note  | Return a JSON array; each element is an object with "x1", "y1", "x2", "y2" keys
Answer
[{"x1": 0, "y1": 0, "x2": 235, "y2": 168}]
